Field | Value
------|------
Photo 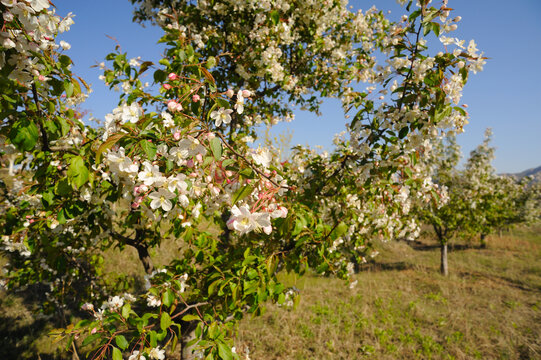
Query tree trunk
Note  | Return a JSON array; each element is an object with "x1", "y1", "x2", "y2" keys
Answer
[
  {"x1": 113, "y1": 230, "x2": 154, "y2": 275},
  {"x1": 134, "y1": 243, "x2": 154, "y2": 275},
  {"x1": 480, "y1": 233, "x2": 487, "y2": 249},
  {"x1": 440, "y1": 243, "x2": 448, "y2": 276}
]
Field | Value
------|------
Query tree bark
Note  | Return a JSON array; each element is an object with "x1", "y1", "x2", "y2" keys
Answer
[
  {"x1": 134, "y1": 242, "x2": 154, "y2": 275},
  {"x1": 112, "y1": 230, "x2": 154, "y2": 275},
  {"x1": 440, "y1": 243, "x2": 448, "y2": 276},
  {"x1": 480, "y1": 233, "x2": 487, "y2": 249}
]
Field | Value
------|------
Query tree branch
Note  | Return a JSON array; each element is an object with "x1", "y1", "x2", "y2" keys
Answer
[
  {"x1": 111, "y1": 230, "x2": 154, "y2": 275},
  {"x1": 31, "y1": 83, "x2": 50, "y2": 152}
]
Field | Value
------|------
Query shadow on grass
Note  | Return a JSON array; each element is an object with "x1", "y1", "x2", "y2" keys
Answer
[
  {"x1": 458, "y1": 270, "x2": 541, "y2": 294},
  {"x1": 357, "y1": 261, "x2": 415, "y2": 272},
  {"x1": 0, "y1": 316, "x2": 58, "y2": 360},
  {"x1": 0, "y1": 284, "x2": 72, "y2": 360},
  {"x1": 407, "y1": 240, "x2": 479, "y2": 252}
]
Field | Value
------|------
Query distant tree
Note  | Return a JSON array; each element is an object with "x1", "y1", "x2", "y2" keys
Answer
[
  {"x1": 420, "y1": 129, "x2": 539, "y2": 276},
  {"x1": 461, "y1": 129, "x2": 539, "y2": 247},
  {"x1": 419, "y1": 134, "x2": 465, "y2": 276}
]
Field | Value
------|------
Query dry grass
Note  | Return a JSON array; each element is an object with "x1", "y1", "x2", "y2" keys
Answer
[
  {"x1": 235, "y1": 226, "x2": 541, "y2": 360},
  {"x1": 1, "y1": 225, "x2": 540, "y2": 359}
]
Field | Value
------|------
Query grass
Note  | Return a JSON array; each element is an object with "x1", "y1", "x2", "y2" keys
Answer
[
  {"x1": 1, "y1": 225, "x2": 540, "y2": 359},
  {"x1": 235, "y1": 226, "x2": 541, "y2": 360}
]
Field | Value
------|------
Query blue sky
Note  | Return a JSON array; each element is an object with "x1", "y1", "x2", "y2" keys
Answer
[{"x1": 52, "y1": 0, "x2": 541, "y2": 173}]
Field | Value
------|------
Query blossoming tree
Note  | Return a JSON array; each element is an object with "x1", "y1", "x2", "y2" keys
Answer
[
  {"x1": 419, "y1": 130, "x2": 539, "y2": 276},
  {"x1": 0, "y1": 0, "x2": 486, "y2": 358},
  {"x1": 460, "y1": 129, "x2": 540, "y2": 248}
]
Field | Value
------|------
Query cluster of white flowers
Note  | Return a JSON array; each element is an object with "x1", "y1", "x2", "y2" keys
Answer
[
  {"x1": 1, "y1": 235, "x2": 31, "y2": 257},
  {"x1": 102, "y1": 103, "x2": 143, "y2": 140},
  {"x1": 128, "y1": 347, "x2": 165, "y2": 360},
  {"x1": 1, "y1": 0, "x2": 74, "y2": 87}
]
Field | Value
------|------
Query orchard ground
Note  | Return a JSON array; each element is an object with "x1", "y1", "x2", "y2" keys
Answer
[{"x1": 1, "y1": 222, "x2": 540, "y2": 359}]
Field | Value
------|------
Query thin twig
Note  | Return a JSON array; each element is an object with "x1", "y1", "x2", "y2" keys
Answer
[{"x1": 171, "y1": 302, "x2": 209, "y2": 320}]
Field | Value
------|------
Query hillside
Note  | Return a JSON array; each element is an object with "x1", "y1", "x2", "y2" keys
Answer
[{"x1": 504, "y1": 165, "x2": 541, "y2": 183}]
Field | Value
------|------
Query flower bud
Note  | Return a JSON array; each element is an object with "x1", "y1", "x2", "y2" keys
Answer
[
  {"x1": 225, "y1": 89, "x2": 234, "y2": 98},
  {"x1": 167, "y1": 100, "x2": 178, "y2": 112},
  {"x1": 168, "y1": 72, "x2": 178, "y2": 81}
]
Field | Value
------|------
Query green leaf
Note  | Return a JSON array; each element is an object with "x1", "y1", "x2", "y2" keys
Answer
[
  {"x1": 9, "y1": 119, "x2": 39, "y2": 152},
  {"x1": 67, "y1": 156, "x2": 89, "y2": 189},
  {"x1": 149, "y1": 330, "x2": 157, "y2": 348},
  {"x1": 423, "y1": 24, "x2": 431, "y2": 36},
  {"x1": 56, "y1": 116, "x2": 71, "y2": 137},
  {"x1": 160, "y1": 312, "x2": 172, "y2": 331},
  {"x1": 333, "y1": 222, "x2": 348, "y2": 239},
  {"x1": 218, "y1": 343, "x2": 234, "y2": 360},
  {"x1": 121, "y1": 303, "x2": 131, "y2": 319},
  {"x1": 182, "y1": 314, "x2": 200, "y2": 322},
  {"x1": 221, "y1": 159, "x2": 235, "y2": 168},
  {"x1": 210, "y1": 137, "x2": 222, "y2": 160},
  {"x1": 398, "y1": 126, "x2": 409, "y2": 139},
  {"x1": 239, "y1": 168, "x2": 256, "y2": 179},
  {"x1": 140, "y1": 140, "x2": 157, "y2": 160},
  {"x1": 162, "y1": 288, "x2": 175, "y2": 307},
  {"x1": 408, "y1": 9, "x2": 421, "y2": 22},
  {"x1": 42, "y1": 191, "x2": 54, "y2": 207},
  {"x1": 159, "y1": 58, "x2": 171, "y2": 67},
  {"x1": 115, "y1": 335, "x2": 129, "y2": 350},
  {"x1": 154, "y1": 69, "x2": 166, "y2": 83},
  {"x1": 432, "y1": 22, "x2": 441, "y2": 37},
  {"x1": 58, "y1": 54, "x2": 71, "y2": 68},
  {"x1": 232, "y1": 184, "x2": 254, "y2": 205},
  {"x1": 171, "y1": 334, "x2": 179, "y2": 352},
  {"x1": 112, "y1": 346, "x2": 122, "y2": 360},
  {"x1": 270, "y1": 10, "x2": 280, "y2": 26},
  {"x1": 55, "y1": 178, "x2": 72, "y2": 196},
  {"x1": 96, "y1": 133, "x2": 125, "y2": 163},
  {"x1": 434, "y1": 106, "x2": 452, "y2": 123},
  {"x1": 64, "y1": 81, "x2": 74, "y2": 98},
  {"x1": 214, "y1": 97, "x2": 229, "y2": 109},
  {"x1": 81, "y1": 333, "x2": 100, "y2": 347},
  {"x1": 206, "y1": 56, "x2": 217, "y2": 69},
  {"x1": 292, "y1": 215, "x2": 307, "y2": 236}
]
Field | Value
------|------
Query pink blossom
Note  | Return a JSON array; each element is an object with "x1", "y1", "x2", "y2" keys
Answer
[
  {"x1": 167, "y1": 100, "x2": 182, "y2": 112},
  {"x1": 168, "y1": 72, "x2": 178, "y2": 81}
]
